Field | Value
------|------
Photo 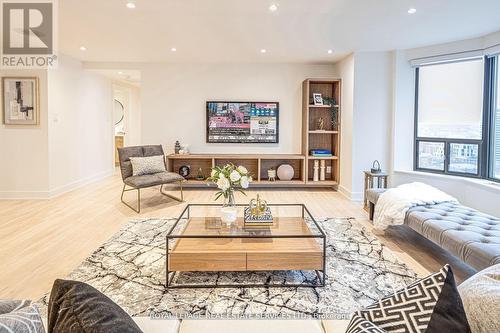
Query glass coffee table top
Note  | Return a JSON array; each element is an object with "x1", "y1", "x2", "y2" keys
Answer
[{"x1": 167, "y1": 203, "x2": 325, "y2": 238}]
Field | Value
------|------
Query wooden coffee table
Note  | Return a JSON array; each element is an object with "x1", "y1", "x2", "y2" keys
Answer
[{"x1": 166, "y1": 203, "x2": 326, "y2": 288}]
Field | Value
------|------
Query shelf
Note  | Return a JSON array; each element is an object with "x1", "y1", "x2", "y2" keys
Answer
[
  {"x1": 308, "y1": 105, "x2": 339, "y2": 108},
  {"x1": 308, "y1": 156, "x2": 338, "y2": 160},
  {"x1": 167, "y1": 153, "x2": 304, "y2": 159},
  {"x1": 308, "y1": 130, "x2": 338, "y2": 134},
  {"x1": 306, "y1": 180, "x2": 338, "y2": 186},
  {"x1": 257, "y1": 180, "x2": 305, "y2": 185}
]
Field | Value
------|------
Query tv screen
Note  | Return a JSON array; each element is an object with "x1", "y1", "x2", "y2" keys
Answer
[{"x1": 206, "y1": 101, "x2": 279, "y2": 143}]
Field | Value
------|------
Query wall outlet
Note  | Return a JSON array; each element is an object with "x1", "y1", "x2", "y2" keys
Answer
[{"x1": 326, "y1": 166, "x2": 332, "y2": 173}]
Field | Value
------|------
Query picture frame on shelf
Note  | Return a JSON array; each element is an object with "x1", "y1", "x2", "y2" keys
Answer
[
  {"x1": 312, "y1": 93, "x2": 323, "y2": 106},
  {"x1": 2, "y1": 77, "x2": 39, "y2": 125}
]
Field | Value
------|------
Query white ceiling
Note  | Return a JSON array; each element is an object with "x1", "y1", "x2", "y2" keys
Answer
[{"x1": 60, "y1": 0, "x2": 500, "y2": 64}]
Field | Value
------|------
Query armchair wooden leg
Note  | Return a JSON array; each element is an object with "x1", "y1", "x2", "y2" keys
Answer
[
  {"x1": 121, "y1": 184, "x2": 141, "y2": 213},
  {"x1": 160, "y1": 181, "x2": 184, "y2": 202}
]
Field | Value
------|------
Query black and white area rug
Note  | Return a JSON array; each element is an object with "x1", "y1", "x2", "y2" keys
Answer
[{"x1": 39, "y1": 218, "x2": 418, "y2": 318}]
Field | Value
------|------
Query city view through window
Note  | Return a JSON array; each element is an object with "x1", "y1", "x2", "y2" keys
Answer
[{"x1": 416, "y1": 59, "x2": 484, "y2": 174}]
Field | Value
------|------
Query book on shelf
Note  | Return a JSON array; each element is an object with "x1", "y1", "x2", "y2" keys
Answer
[{"x1": 244, "y1": 206, "x2": 273, "y2": 225}]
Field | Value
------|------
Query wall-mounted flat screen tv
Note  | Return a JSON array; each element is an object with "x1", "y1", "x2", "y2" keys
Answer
[{"x1": 206, "y1": 101, "x2": 279, "y2": 143}]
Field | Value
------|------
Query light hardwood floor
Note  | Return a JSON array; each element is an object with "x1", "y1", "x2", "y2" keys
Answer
[{"x1": 0, "y1": 171, "x2": 475, "y2": 299}]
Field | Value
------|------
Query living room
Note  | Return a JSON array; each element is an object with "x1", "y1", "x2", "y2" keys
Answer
[{"x1": 0, "y1": 1, "x2": 499, "y2": 332}]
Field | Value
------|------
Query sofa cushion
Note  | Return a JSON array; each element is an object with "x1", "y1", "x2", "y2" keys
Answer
[
  {"x1": 47, "y1": 279, "x2": 142, "y2": 333},
  {"x1": 405, "y1": 202, "x2": 500, "y2": 271},
  {"x1": 130, "y1": 155, "x2": 166, "y2": 176},
  {"x1": 0, "y1": 304, "x2": 45, "y2": 333},
  {"x1": 132, "y1": 317, "x2": 180, "y2": 333},
  {"x1": 180, "y1": 320, "x2": 324, "y2": 333},
  {"x1": 124, "y1": 172, "x2": 184, "y2": 188},
  {"x1": 321, "y1": 320, "x2": 351, "y2": 333},
  {"x1": 0, "y1": 299, "x2": 31, "y2": 314},
  {"x1": 458, "y1": 263, "x2": 500, "y2": 333},
  {"x1": 355, "y1": 265, "x2": 470, "y2": 333},
  {"x1": 345, "y1": 313, "x2": 386, "y2": 333}
]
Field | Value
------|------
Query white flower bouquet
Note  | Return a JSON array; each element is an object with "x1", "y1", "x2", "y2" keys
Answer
[{"x1": 208, "y1": 164, "x2": 252, "y2": 205}]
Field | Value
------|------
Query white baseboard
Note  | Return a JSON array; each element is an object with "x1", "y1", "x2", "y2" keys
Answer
[
  {"x1": 0, "y1": 169, "x2": 114, "y2": 200},
  {"x1": 48, "y1": 169, "x2": 114, "y2": 198},
  {"x1": 338, "y1": 185, "x2": 363, "y2": 202},
  {"x1": 0, "y1": 190, "x2": 52, "y2": 200}
]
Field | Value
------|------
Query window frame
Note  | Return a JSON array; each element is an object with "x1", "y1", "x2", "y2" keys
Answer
[
  {"x1": 413, "y1": 58, "x2": 490, "y2": 179},
  {"x1": 487, "y1": 55, "x2": 499, "y2": 181}
]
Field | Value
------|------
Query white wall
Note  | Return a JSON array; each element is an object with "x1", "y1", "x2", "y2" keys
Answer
[
  {"x1": 334, "y1": 52, "x2": 393, "y2": 200},
  {"x1": 0, "y1": 70, "x2": 49, "y2": 198},
  {"x1": 336, "y1": 55, "x2": 354, "y2": 197},
  {"x1": 47, "y1": 55, "x2": 114, "y2": 194},
  {"x1": 140, "y1": 63, "x2": 336, "y2": 154}
]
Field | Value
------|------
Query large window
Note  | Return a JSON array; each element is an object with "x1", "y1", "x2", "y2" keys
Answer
[{"x1": 415, "y1": 59, "x2": 485, "y2": 176}]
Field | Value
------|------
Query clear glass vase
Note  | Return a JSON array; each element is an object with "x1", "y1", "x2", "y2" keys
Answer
[{"x1": 220, "y1": 189, "x2": 237, "y2": 225}]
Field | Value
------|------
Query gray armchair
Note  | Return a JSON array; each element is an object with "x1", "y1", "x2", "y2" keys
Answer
[{"x1": 118, "y1": 145, "x2": 184, "y2": 213}]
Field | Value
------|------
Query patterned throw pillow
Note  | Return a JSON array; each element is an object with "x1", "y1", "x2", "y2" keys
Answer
[
  {"x1": 346, "y1": 313, "x2": 387, "y2": 332},
  {"x1": 353, "y1": 265, "x2": 471, "y2": 333},
  {"x1": 129, "y1": 155, "x2": 166, "y2": 176},
  {"x1": 0, "y1": 302, "x2": 45, "y2": 333},
  {"x1": 0, "y1": 299, "x2": 31, "y2": 314}
]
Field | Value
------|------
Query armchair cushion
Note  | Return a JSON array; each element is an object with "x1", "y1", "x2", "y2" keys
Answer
[
  {"x1": 124, "y1": 172, "x2": 184, "y2": 188},
  {"x1": 130, "y1": 155, "x2": 166, "y2": 176}
]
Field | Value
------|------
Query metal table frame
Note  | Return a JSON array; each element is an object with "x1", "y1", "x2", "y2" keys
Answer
[{"x1": 166, "y1": 203, "x2": 326, "y2": 289}]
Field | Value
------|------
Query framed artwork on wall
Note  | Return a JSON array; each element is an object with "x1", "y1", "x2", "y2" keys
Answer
[{"x1": 2, "y1": 77, "x2": 39, "y2": 125}]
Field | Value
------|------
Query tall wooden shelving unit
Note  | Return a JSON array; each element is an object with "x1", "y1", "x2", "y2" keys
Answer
[{"x1": 302, "y1": 79, "x2": 341, "y2": 187}]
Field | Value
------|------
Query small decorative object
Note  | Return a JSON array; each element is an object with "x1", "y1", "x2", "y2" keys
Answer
[
  {"x1": 179, "y1": 165, "x2": 190, "y2": 179},
  {"x1": 244, "y1": 207, "x2": 273, "y2": 226},
  {"x1": 310, "y1": 149, "x2": 333, "y2": 157},
  {"x1": 317, "y1": 117, "x2": 325, "y2": 130},
  {"x1": 174, "y1": 141, "x2": 181, "y2": 154},
  {"x1": 313, "y1": 160, "x2": 319, "y2": 182},
  {"x1": 313, "y1": 93, "x2": 323, "y2": 105},
  {"x1": 248, "y1": 194, "x2": 268, "y2": 216},
  {"x1": 320, "y1": 160, "x2": 326, "y2": 181},
  {"x1": 277, "y1": 164, "x2": 294, "y2": 181},
  {"x1": 195, "y1": 168, "x2": 205, "y2": 180},
  {"x1": 2, "y1": 77, "x2": 39, "y2": 125},
  {"x1": 208, "y1": 164, "x2": 253, "y2": 226},
  {"x1": 371, "y1": 160, "x2": 382, "y2": 174},
  {"x1": 322, "y1": 96, "x2": 338, "y2": 130},
  {"x1": 267, "y1": 168, "x2": 276, "y2": 181},
  {"x1": 181, "y1": 144, "x2": 190, "y2": 154}
]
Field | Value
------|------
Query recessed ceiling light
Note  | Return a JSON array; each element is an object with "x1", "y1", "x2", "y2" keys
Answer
[
  {"x1": 260, "y1": 49, "x2": 267, "y2": 53},
  {"x1": 408, "y1": 8, "x2": 416, "y2": 14},
  {"x1": 126, "y1": 2, "x2": 136, "y2": 9},
  {"x1": 118, "y1": 71, "x2": 124, "y2": 75},
  {"x1": 79, "y1": 46, "x2": 87, "y2": 51},
  {"x1": 171, "y1": 47, "x2": 177, "y2": 52},
  {"x1": 269, "y1": 3, "x2": 278, "y2": 12},
  {"x1": 327, "y1": 49, "x2": 333, "y2": 54}
]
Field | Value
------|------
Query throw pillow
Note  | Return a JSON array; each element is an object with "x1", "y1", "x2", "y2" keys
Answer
[
  {"x1": 458, "y1": 263, "x2": 500, "y2": 333},
  {"x1": 129, "y1": 155, "x2": 166, "y2": 176},
  {"x1": 346, "y1": 313, "x2": 387, "y2": 333},
  {"x1": 354, "y1": 264, "x2": 470, "y2": 333},
  {"x1": 0, "y1": 303, "x2": 45, "y2": 333},
  {"x1": 0, "y1": 299, "x2": 31, "y2": 314},
  {"x1": 47, "y1": 279, "x2": 142, "y2": 333}
]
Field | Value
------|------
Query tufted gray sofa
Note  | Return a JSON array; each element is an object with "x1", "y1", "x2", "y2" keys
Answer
[{"x1": 367, "y1": 188, "x2": 500, "y2": 272}]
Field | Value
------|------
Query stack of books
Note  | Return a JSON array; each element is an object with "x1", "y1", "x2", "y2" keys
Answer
[
  {"x1": 310, "y1": 149, "x2": 333, "y2": 157},
  {"x1": 244, "y1": 206, "x2": 274, "y2": 226}
]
